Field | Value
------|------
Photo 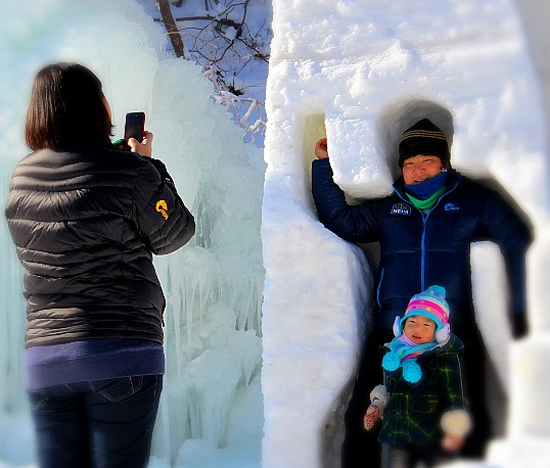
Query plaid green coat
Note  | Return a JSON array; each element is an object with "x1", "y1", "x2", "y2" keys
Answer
[{"x1": 379, "y1": 334, "x2": 469, "y2": 446}]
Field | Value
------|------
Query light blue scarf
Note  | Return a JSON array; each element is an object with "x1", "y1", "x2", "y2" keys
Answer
[{"x1": 381, "y1": 334, "x2": 438, "y2": 383}]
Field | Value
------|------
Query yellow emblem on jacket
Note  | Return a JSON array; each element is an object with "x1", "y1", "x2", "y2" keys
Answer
[{"x1": 156, "y1": 200, "x2": 169, "y2": 220}]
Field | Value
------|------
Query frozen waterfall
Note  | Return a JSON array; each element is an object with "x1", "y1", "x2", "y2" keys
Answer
[{"x1": 0, "y1": 1, "x2": 265, "y2": 467}]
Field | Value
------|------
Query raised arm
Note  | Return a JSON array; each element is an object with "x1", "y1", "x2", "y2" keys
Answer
[{"x1": 311, "y1": 156, "x2": 379, "y2": 243}]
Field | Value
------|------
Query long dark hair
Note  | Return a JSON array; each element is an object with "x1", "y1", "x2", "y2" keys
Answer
[{"x1": 25, "y1": 62, "x2": 113, "y2": 150}]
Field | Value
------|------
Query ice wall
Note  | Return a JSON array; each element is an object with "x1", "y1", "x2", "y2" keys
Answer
[
  {"x1": 0, "y1": 1, "x2": 265, "y2": 467},
  {"x1": 262, "y1": 0, "x2": 550, "y2": 467}
]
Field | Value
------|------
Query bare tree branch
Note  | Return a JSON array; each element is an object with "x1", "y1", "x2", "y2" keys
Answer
[
  {"x1": 153, "y1": 0, "x2": 271, "y2": 143},
  {"x1": 158, "y1": 0, "x2": 186, "y2": 58}
]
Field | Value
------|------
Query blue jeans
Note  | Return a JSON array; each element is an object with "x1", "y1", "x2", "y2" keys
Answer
[{"x1": 28, "y1": 375, "x2": 163, "y2": 468}]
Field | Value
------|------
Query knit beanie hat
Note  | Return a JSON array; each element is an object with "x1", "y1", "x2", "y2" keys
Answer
[
  {"x1": 398, "y1": 118, "x2": 450, "y2": 168},
  {"x1": 382, "y1": 285, "x2": 451, "y2": 383},
  {"x1": 394, "y1": 285, "x2": 451, "y2": 344}
]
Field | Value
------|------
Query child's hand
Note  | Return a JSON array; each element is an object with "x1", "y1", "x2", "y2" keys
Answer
[
  {"x1": 363, "y1": 404, "x2": 381, "y2": 431},
  {"x1": 315, "y1": 138, "x2": 329, "y2": 159},
  {"x1": 440, "y1": 409, "x2": 471, "y2": 452},
  {"x1": 441, "y1": 432, "x2": 464, "y2": 452}
]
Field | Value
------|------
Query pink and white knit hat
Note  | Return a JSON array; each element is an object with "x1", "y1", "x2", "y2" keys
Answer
[
  {"x1": 392, "y1": 285, "x2": 451, "y2": 344},
  {"x1": 404, "y1": 285, "x2": 450, "y2": 329}
]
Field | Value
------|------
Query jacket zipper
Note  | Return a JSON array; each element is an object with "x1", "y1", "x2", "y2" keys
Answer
[
  {"x1": 376, "y1": 268, "x2": 385, "y2": 308},
  {"x1": 393, "y1": 178, "x2": 460, "y2": 290}
]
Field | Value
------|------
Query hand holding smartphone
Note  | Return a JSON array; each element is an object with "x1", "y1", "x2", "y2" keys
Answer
[{"x1": 113, "y1": 112, "x2": 150, "y2": 155}]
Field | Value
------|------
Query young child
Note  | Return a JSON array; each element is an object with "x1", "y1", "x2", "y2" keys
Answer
[{"x1": 363, "y1": 285, "x2": 472, "y2": 468}]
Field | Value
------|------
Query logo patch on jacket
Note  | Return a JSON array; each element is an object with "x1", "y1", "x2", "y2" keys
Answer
[
  {"x1": 444, "y1": 203, "x2": 460, "y2": 212},
  {"x1": 390, "y1": 203, "x2": 411, "y2": 216},
  {"x1": 156, "y1": 200, "x2": 169, "y2": 219}
]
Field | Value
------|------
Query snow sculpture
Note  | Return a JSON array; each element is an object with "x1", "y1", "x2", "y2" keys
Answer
[{"x1": 262, "y1": 0, "x2": 550, "y2": 467}]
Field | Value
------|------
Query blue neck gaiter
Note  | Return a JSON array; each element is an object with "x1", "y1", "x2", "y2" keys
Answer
[{"x1": 405, "y1": 170, "x2": 449, "y2": 200}]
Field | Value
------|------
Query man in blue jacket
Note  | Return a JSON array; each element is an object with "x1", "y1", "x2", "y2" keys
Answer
[{"x1": 311, "y1": 118, "x2": 532, "y2": 467}]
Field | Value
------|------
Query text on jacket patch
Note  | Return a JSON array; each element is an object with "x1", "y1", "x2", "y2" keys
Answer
[
  {"x1": 390, "y1": 203, "x2": 411, "y2": 216},
  {"x1": 444, "y1": 203, "x2": 460, "y2": 212}
]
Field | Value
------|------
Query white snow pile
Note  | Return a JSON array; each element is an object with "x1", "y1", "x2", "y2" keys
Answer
[{"x1": 262, "y1": 0, "x2": 550, "y2": 467}]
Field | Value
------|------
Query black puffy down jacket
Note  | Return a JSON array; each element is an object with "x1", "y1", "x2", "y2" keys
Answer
[
  {"x1": 312, "y1": 158, "x2": 532, "y2": 331},
  {"x1": 6, "y1": 140, "x2": 195, "y2": 347}
]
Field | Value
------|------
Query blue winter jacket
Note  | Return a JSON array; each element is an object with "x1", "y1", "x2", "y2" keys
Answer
[{"x1": 311, "y1": 158, "x2": 532, "y2": 331}]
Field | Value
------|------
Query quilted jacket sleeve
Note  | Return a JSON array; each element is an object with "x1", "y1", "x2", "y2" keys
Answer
[
  {"x1": 311, "y1": 158, "x2": 379, "y2": 243},
  {"x1": 480, "y1": 187, "x2": 532, "y2": 320},
  {"x1": 132, "y1": 157, "x2": 195, "y2": 255}
]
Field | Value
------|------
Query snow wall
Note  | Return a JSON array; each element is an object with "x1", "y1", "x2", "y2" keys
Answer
[{"x1": 262, "y1": 0, "x2": 550, "y2": 467}]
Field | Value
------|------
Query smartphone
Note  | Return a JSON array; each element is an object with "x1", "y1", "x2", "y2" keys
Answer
[{"x1": 124, "y1": 112, "x2": 145, "y2": 143}]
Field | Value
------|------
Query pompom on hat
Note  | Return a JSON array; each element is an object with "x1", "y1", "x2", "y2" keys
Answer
[
  {"x1": 398, "y1": 118, "x2": 450, "y2": 168},
  {"x1": 392, "y1": 285, "x2": 451, "y2": 345}
]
